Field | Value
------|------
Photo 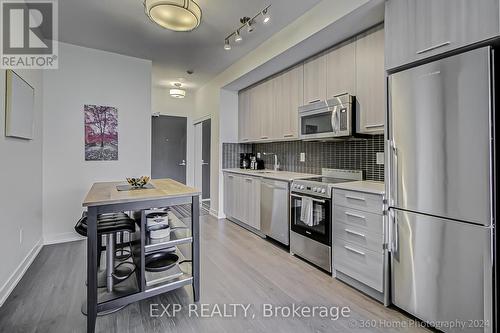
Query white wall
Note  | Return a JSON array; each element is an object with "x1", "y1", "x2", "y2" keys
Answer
[
  {"x1": 151, "y1": 82, "x2": 195, "y2": 187},
  {"x1": 0, "y1": 69, "x2": 44, "y2": 305},
  {"x1": 195, "y1": 0, "x2": 371, "y2": 217},
  {"x1": 42, "y1": 43, "x2": 152, "y2": 244}
]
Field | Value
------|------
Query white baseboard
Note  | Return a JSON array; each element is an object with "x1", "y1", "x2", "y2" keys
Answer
[
  {"x1": 209, "y1": 208, "x2": 225, "y2": 220},
  {"x1": 0, "y1": 238, "x2": 43, "y2": 307},
  {"x1": 43, "y1": 231, "x2": 84, "y2": 245}
]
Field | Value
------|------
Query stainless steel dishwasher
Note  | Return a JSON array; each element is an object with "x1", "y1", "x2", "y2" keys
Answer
[{"x1": 260, "y1": 179, "x2": 289, "y2": 245}]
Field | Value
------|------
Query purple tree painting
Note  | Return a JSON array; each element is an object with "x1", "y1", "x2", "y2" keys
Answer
[{"x1": 84, "y1": 105, "x2": 118, "y2": 161}]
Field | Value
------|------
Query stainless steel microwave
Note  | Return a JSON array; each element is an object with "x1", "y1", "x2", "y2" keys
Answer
[{"x1": 298, "y1": 94, "x2": 354, "y2": 140}]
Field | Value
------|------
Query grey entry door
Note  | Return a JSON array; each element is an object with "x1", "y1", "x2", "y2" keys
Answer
[
  {"x1": 201, "y1": 119, "x2": 211, "y2": 200},
  {"x1": 151, "y1": 115, "x2": 187, "y2": 183}
]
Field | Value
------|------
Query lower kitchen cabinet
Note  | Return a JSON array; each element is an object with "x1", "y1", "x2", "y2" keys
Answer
[
  {"x1": 332, "y1": 188, "x2": 386, "y2": 302},
  {"x1": 223, "y1": 173, "x2": 260, "y2": 230}
]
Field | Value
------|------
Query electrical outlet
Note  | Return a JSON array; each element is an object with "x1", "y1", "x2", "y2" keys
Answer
[
  {"x1": 300, "y1": 152, "x2": 306, "y2": 162},
  {"x1": 376, "y1": 152, "x2": 385, "y2": 165},
  {"x1": 19, "y1": 228, "x2": 23, "y2": 244}
]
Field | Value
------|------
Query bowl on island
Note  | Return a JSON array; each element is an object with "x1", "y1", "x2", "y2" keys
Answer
[{"x1": 126, "y1": 176, "x2": 150, "y2": 188}]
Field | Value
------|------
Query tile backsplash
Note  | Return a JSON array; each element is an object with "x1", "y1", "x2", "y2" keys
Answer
[{"x1": 222, "y1": 135, "x2": 384, "y2": 181}]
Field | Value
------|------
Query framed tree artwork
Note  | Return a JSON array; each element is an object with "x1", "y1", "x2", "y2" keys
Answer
[{"x1": 84, "y1": 105, "x2": 118, "y2": 161}]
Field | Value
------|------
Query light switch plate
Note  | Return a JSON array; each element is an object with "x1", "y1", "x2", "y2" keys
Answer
[
  {"x1": 376, "y1": 152, "x2": 385, "y2": 165},
  {"x1": 300, "y1": 152, "x2": 306, "y2": 162}
]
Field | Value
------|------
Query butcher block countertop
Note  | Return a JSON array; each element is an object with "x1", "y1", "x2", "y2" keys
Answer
[
  {"x1": 222, "y1": 168, "x2": 319, "y2": 182},
  {"x1": 83, "y1": 178, "x2": 201, "y2": 207}
]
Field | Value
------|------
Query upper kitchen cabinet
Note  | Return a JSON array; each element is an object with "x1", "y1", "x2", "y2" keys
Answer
[
  {"x1": 326, "y1": 39, "x2": 356, "y2": 98},
  {"x1": 274, "y1": 64, "x2": 304, "y2": 140},
  {"x1": 303, "y1": 53, "x2": 327, "y2": 105},
  {"x1": 385, "y1": 0, "x2": 499, "y2": 70},
  {"x1": 356, "y1": 25, "x2": 385, "y2": 134},
  {"x1": 238, "y1": 89, "x2": 251, "y2": 142},
  {"x1": 258, "y1": 79, "x2": 274, "y2": 141}
]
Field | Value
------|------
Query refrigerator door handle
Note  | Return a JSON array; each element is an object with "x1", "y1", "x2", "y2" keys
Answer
[
  {"x1": 388, "y1": 209, "x2": 399, "y2": 255},
  {"x1": 389, "y1": 140, "x2": 398, "y2": 208}
]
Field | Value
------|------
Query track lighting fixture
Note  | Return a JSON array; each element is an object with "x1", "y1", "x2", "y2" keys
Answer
[{"x1": 222, "y1": 5, "x2": 271, "y2": 50}]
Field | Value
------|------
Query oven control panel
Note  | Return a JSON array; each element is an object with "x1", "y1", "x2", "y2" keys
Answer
[{"x1": 291, "y1": 182, "x2": 330, "y2": 198}]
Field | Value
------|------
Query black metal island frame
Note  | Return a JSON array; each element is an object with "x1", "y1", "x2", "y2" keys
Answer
[{"x1": 82, "y1": 178, "x2": 201, "y2": 333}]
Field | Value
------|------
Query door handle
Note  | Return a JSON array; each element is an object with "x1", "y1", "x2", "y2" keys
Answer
[
  {"x1": 308, "y1": 99, "x2": 321, "y2": 104},
  {"x1": 331, "y1": 106, "x2": 339, "y2": 134}
]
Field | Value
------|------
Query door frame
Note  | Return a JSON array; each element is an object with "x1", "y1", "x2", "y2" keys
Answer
[{"x1": 193, "y1": 115, "x2": 212, "y2": 203}]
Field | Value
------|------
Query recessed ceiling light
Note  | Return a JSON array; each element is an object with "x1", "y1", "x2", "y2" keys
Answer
[{"x1": 145, "y1": 0, "x2": 202, "y2": 32}]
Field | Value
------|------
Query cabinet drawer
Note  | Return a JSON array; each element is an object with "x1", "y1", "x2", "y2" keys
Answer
[
  {"x1": 334, "y1": 189, "x2": 383, "y2": 214},
  {"x1": 333, "y1": 238, "x2": 384, "y2": 292},
  {"x1": 334, "y1": 205, "x2": 383, "y2": 235},
  {"x1": 333, "y1": 221, "x2": 383, "y2": 254}
]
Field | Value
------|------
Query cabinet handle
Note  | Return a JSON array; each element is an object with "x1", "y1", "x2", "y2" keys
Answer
[
  {"x1": 345, "y1": 212, "x2": 366, "y2": 220},
  {"x1": 365, "y1": 124, "x2": 384, "y2": 129},
  {"x1": 283, "y1": 134, "x2": 294, "y2": 138},
  {"x1": 344, "y1": 245, "x2": 365, "y2": 256},
  {"x1": 245, "y1": 178, "x2": 253, "y2": 182},
  {"x1": 241, "y1": 138, "x2": 249, "y2": 141},
  {"x1": 308, "y1": 99, "x2": 321, "y2": 104},
  {"x1": 260, "y1": 136, "x2": 269, "y2": 139},
  {"x1": 416, "y1": 41, "x2": 451, "y2": 54},
  {"x1": 345, "y1": 228, "x2": 366, "y2": 238},
  {"x1": 345, "y1": 195, "x2": 366, "y2": 202}
]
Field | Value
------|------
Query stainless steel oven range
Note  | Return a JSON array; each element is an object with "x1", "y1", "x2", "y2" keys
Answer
[{"x1": 290, "y1": 169, "x2": 363, "y2": 272}]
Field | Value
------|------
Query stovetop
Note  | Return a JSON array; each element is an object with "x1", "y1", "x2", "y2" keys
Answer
[{"x1": 291, "y1": 169, "x2": 363, "y2": 198}]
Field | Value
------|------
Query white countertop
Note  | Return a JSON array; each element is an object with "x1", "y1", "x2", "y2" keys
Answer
[
  {"x1": 222, "y1": 168, "x2": 319, "y2": 182},
  {"x1": 332, "y1": 180, "x2": 385, "y2": 195}
]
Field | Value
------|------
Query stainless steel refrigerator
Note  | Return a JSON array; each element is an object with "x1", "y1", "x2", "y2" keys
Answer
[{"x1": 387, "y1": 46, "x2": 495, "y2": 332}]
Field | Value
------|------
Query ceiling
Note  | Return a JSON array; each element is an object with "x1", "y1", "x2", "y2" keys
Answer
[{"x1": 58, "y1": 0, "x2": 322, "y2": 91}]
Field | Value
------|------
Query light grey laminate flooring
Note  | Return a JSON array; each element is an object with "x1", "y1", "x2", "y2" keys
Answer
[{"x1": 0, "y1": 215, "x2": 429, "y2": 333}]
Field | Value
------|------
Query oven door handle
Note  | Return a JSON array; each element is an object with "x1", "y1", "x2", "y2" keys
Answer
[{"x1": 290, "y1": 193, "x2": 326, "y2": 203}]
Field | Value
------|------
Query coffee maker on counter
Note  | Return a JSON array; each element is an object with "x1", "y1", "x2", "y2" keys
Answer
[
  {"x1": 240, "y1": 153, "x2": 264, "y2": 170},
  {"x1": 240, "y1": 153, "x2": 251, "y2": 169}
]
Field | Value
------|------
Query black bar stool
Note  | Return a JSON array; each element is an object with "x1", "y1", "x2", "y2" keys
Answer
[{"x1": 75, "y1": 211, "x2": 136, "y2": 315}]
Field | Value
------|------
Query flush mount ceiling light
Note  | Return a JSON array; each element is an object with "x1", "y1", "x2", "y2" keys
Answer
[
  {"x1": 170, "y1": 83, "x2": 186, "y2": 98},
  {"x1": 145, "y1": 0, "x2": 202, "y2": 32},
  {"x1": 223, "y1": 4, "x2": 271, "y2": 51}
]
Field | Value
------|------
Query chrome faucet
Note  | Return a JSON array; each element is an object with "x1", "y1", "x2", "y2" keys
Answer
[{"x1": 262, "y1": 152, "x2": 280, "y2": 171}]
